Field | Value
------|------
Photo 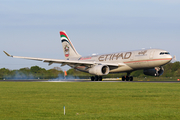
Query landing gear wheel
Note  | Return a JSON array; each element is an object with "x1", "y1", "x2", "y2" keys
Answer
[
  {"x1": 91, "y1": 76, "x2": 103, "y2": 81},
  {"x1": 130, "y1": 76, "x2": 133, "y2": 81},
  {"x1": 95, "y1": 76, "x2": 99, "y2": 81},
  {"x1": 91, "y1": 76, "x2": 95, "y2": 81},
  {"x1": 99, "y1": 76, "x2": 102, "y2": 81},
  {"x1": 122, "y1": 76, "x2": 126, "y2": 81},
  {"x1": 126, "y1": 76, "x2": 129, "y2": 81},
  {"x1": 122, "y1": 72, "x2": 133, "y2": 81}
]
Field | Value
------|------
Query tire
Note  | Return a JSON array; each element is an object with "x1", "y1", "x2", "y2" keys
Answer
[
  {"x1": 95, "y1": 76, "x2": 99, "y2": 81},
  {"x1": 126, "y1": 76, "x2": 129, "y2": 81},
  {"x1": 122, "y1": 76, "x2": 126, "y2": 81},
  {"x1": 91, "y1": 76, "x2": 95, "y2": 81},
  {"x1": 130, "y1": 76, "x2": 133, "y2": 81},
  {"x1": 99, "y1": 76, "x2": 102, "y2": 81}
]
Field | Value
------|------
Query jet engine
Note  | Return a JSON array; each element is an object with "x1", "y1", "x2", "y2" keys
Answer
[
  {"x1": 89, "y1": 65, "x2": 109, "y2": 76},
  {"x1": 143, "y1": 67, "x2": 164, "y2": 77}
]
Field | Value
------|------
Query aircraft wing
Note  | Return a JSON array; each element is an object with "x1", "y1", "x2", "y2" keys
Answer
[{"x1": 3, "y1": 51, "x2": 126, "y2": 68}]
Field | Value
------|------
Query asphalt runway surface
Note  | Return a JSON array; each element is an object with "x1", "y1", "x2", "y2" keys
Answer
[{"x1": 0, "y1": 79, "x2": 180, "y2": 83}]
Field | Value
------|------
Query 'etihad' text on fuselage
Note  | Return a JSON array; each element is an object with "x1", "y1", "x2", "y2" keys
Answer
[{"x1": 98, "y1": 52, "x2": 132, "y2": 61}]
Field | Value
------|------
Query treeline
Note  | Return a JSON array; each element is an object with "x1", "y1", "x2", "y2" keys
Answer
[
  {"x1": 0, "y1": 66, "x2": 63, "y2": 79},
  {"x1": 0, "y1": 62, "x2": 180, "y2": 79}
]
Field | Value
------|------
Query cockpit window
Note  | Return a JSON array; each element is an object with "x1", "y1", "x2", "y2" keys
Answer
[{"x1": 160, "y1": 52, "x2": 170, "y2": 55}]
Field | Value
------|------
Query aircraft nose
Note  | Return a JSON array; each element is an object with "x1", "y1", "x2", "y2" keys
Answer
[{"x1": 169, "y1": 55, "x2": 173, "y2": 62}]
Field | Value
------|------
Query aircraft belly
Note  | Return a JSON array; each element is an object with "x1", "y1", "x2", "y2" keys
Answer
[
  {"x1": 75, "y1": 67, "x2": 88, "y2": 72},
  {"x1": 110, "y1": 65, "x2": 133, "y2": 73}
]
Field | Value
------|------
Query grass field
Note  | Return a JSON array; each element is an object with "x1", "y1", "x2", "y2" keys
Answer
[{"x1": 0, "y1": 82, "x2": 180, "y2": 120}]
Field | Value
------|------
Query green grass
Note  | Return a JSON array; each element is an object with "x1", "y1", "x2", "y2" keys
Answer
[
  {"x1": 0, "y1": 82, "x2": 180, "y2": 120},
  {"x1": 133, "y1": 77, "x2": 180, "y2": 81}
]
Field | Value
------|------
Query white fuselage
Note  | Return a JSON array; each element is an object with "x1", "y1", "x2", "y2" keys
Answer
[{"x1": 71, "y1": 48, "x2": 172, "y2": 73}]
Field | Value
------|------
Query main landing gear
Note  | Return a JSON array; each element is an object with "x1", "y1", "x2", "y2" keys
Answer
[
  {"x1": 122, "y1": 76, "x2": 133, "y2": 81},
  {"x1": 91, "y1": 76, "x2": 102, "y2": 81},
  {"x1": 122, "y1": 72, "x2": 133, "y2": 81},
  {"x1": 90, "y1": 73, "x2": 134, "y2": 81}
]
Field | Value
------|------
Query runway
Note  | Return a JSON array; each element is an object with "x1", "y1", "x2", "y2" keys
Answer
[{"x1": 1, "y1": 79, "x2": 180, "y2": 83}]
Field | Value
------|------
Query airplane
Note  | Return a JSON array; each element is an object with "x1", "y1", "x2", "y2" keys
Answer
[{"x1": 3, "y1": 31, "x2": 172, "y2": 81}]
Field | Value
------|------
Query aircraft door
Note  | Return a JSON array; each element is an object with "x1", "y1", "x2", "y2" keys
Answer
[
  {"x1": 148, "y1": 50, "x2": 155, "y2": 67},
  {"x1": 149, "y1": 51, "x2": 154, "y2": 59},
  {"x1": 130, "y1": 52, "x2": 134, "y2": 61}
]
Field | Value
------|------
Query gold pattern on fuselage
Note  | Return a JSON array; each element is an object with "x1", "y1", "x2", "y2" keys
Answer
[{"x1": 138, "y1": 50, "x2": 147, "y2": 55}]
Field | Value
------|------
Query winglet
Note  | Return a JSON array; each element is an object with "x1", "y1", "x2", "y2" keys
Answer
[{"x1": 3, "y1": 51, "x2": 13, "y2": 57}]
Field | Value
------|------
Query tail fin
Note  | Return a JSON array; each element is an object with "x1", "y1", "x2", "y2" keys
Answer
[{"x1": 60, "y1": 31, "x2": 81, "y2": 59}]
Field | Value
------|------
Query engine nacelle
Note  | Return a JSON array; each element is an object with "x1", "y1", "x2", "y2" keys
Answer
[
  {"x1": 143, "y1": 67, "x2": 164, "y2": 77},
  {"x1": 89, "y1": 65, "x2": 109, "y2": 76}
]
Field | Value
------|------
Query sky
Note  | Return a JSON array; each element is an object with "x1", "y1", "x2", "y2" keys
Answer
[{"x1": 0, "y1": 0, "x2": 180, "y2": 70}]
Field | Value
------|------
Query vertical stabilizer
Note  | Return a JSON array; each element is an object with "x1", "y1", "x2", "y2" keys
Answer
[{"x1": 60, "y1": 31, "x2": 81, "y2": 59}]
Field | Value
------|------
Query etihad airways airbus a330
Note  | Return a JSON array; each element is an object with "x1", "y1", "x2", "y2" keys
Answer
[{"x1": 4, "y1": 31, "x2": 172, "y2": 81}]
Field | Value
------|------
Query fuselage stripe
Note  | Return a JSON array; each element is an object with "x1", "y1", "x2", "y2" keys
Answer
[{"x1": 124, "y1": 58, "x2": 172, "y2": 64}]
